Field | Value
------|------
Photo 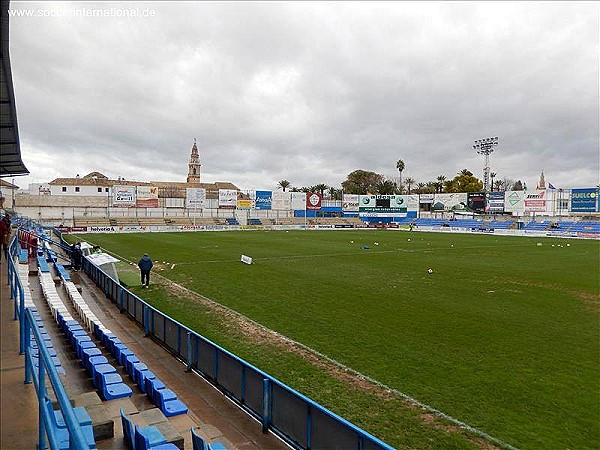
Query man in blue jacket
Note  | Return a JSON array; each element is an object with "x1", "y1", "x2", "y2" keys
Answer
[{"x1": 138, "y1": 253, "x2": 153, "y2": 288}]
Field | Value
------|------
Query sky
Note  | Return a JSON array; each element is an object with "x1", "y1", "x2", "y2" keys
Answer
[{"x1": 7, "y1": 1, "x2": 599, "y2": 192}]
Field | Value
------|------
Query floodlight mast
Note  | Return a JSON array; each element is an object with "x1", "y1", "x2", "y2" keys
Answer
[{"x1": 473, "y1": 137, "x2": 498, "y2": 192}]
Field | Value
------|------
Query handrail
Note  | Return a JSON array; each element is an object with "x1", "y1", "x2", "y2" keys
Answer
[
  {"x1": 6, "y1": 232, "x2": 93, "y2": 450},
  {"x1": 24, "y1": 308, "x2": 91, "y2": 449}
]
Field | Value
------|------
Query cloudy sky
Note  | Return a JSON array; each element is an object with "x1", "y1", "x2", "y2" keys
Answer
[{"x1": 7, "y1": 1, "x2": 599, "y2": 191}]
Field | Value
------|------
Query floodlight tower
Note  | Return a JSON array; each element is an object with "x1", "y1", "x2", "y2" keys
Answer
[{"x1": 473, "y1": 137, "x2": 498, "y2": 192}]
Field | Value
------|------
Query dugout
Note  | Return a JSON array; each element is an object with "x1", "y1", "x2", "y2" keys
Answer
[{"x1": 85, "y1": 252, "x2": 120, "y2": 281}]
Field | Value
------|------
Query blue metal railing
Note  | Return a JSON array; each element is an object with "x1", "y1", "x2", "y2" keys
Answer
[
  {"x1": 76, "y1": 242, "x2": 394, "y2": 450},
  {"x1": 7, "y1": 234, "x2": 94, "y2": 449}
]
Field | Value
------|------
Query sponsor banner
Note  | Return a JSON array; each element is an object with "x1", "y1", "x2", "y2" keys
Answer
[
  {"x1": 255, "y1": 190, "x2": 272, "y2": 210},
  {"x1": 272, "y1": 191, "x2": 291, "y2": 210},
  {"x1": 487, "y1": 192, "x2": 505, "y2": 213},
  {"x1": 113, "y1": 185, "x2": 136, "y2": 207},
  {"x1": 403, "y1": 195, "x2": 420, "y2": 211},
  {"x1": 359, "y1": 195, "x2": 408, "y2": 213},
  {"x1": 291, "y1": 192, "x2": 306, "y2": 210},
  {"x1": 419, "y1": 193, "x2": 434, "y2": 204},
  {"x1": 218, "y1": 189, "x2": 237, "y2": 209},
  {"x1": 237, "y1": 199, "x2": 253, "y2": 209},
  {"x1": 88, "y1": 226, "x2": 117, "y2": 233},
  {"x1": 306, "y1": 192, "x2": 322, "y2": 210},
  {"x1": 524, "y1": 190, "x2": 547, "y2": 213},
  {"x1": 342, "y1": 194, "x2": 359, "y2": 211},
  {"x1": 186, "y1": 188, "x2": 206, "y2": 208},
  {"x1": 433, "y1": 193, "x2": 467, "y2": 211},
  {"x1": 504, "y1": 190, "x2": 524, "y2": 213},
  {"x1": 571, "y1": 188, "x2": 599, "y2": 213},
  {"x1": 136, "y1": 186, "x2": 159, "y2": 208},
  {"x1": 467, "y1": 192, "x2": 486, "y2": 212}
]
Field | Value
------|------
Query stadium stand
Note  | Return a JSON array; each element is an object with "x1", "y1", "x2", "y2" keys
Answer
[
  {"x1": 487, "y1": 219, "x2": 516, "y2": 230},
  {"x1": 414, "y1": 218, "x2": 447, "y2": 227},
  {"x1": 524, "y1": 220, "x2": 550, "y2": 231}
]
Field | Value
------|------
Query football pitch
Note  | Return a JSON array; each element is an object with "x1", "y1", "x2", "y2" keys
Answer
[{"x1": 76, "y1": 230, "x2": 599, "y2": 449}]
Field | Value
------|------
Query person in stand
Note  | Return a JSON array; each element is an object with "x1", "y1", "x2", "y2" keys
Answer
[
  {"x1": 0, "y1": 214, "x2": 10, "y2": 261},
  {"x1": 138, "y1": 253, "x2": 153, "y2": 288},
  {"x1": 72, "y1": 242, "x2": 83, "y2": 271},
  {"x1": 93, "y1": 245, "x2": 102, "y2": 254}
]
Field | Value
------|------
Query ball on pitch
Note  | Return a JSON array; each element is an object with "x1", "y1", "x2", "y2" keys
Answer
[{"x1": 427, "y1": 268, "x2": 433, "y2": 274}]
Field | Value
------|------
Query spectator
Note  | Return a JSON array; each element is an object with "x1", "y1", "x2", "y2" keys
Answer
[
  {"x1": 0, "y1": 214, "x2": 10, "y2": 261},
  {"x1": 138, "y1": 253, "x2": 153, "y2": 288},
  {"x1": 72, "y1": 242, "x2": 83, "y2": 271}
]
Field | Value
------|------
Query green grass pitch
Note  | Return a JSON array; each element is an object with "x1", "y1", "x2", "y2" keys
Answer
[{"x1": 75, "y1": 230, "x2": 599, "y2": 449}]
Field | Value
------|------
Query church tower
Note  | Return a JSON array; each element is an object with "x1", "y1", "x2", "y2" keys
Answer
[
  {"x1": 187, "y1": 139, "x2": 201, "y2": 184},
  {"x1": 536, "y1": 170, "x2": 546, "y2": 190}
]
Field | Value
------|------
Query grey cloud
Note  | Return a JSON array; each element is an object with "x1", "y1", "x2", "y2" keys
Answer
[{"x1": 8, "y1": 1, "x2": 598, "y2": 191}]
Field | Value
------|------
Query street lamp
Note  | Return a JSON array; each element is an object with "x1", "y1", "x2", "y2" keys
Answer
[{"x1": 473, "y1": 137, "x2": 498, "y2": 192}]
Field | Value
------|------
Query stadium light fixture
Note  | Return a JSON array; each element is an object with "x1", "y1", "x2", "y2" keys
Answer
[{"x1": 473, "y1": 136, "x2": 499, "y2": 192}]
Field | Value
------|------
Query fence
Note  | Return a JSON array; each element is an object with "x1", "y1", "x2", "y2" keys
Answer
[
  {"x1": 6, "y1": 235, "x2": 93, "y2": 449},
  {"x1": 75, "y1": 238, "x2": 394, "y2": 450}
]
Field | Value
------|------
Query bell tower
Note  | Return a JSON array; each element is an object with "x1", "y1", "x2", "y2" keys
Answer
[{"x1": 187, "y1": 139, "x2": 201, "y2": 184}]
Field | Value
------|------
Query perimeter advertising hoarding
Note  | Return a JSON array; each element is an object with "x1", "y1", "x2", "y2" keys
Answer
[
  {"x1": 504, "y1": 190, "x2": 524, "y2": 214},
  {"x1": 113, "y1": 185, "x2": 136, "y2": 207},
  {"x1": 571, "y1": 188, "x2": 599, "y2": 212},
  {"x1": 291, "y1": 192, "x2": 306, "y2": 210},
  {"x1": 486, "y1": 192, "x2": 505, "y2": 213},
  {"x1": 524, "y1": 191, "x2": 547, "y2": 213},
  {"x1": 306, "y1": 192, "x2": 322, "y2": 210},
  {"x1": 433, "y1": 193, "x2": 467, "y2": 211},
  {"x1": 255, "y1": 190, "x2": 272, "y2": 210},
  {"x1": 419, "y1": 193, "x2": 434, "y2": 204},
  {"x1": 185, "y1": 188, "x2": 206, "y2": 208},
  {"x1": 467, "y1": 192, "x2": 486, "y2": 212},
  {"x1": 342, "y1": 194, "x2": 359, "y2": 211},
  {"x1": 359, "y1": 195, "x2": 408, "y2": 213},
  {"x1": 218, "y1": 189, "x2": 237, "y2": 209},
  {"x1": 272, "y1": 191, "x2": 291, "y2": 210},
  {"x1": 136, "y1": 186, "x2": 159, "y2": 208}
]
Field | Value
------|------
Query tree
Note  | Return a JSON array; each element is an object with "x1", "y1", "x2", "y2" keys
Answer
[
  {"x1": 404, "y1": 177, "x2": 415, "y2": 194},
  {"x1": 278, "y1": 180, "x2": 290, "y2": 192},
  {"x1": 512, "y1": 180, "x2": 524, "y2": 191},
  {"x1": 415, "y1": 182, "x2": 426, "y2": 194},
  {"x1": 446, "y1": 169, "x2": 483, "y2": 193},
  {"x1": 313, "y1": 183, "x2": 329, "y2": 197},
  {"x1": 376, "y1": 179, "x2": 397, "y2": 195},
  {"x1": 396, "y1": 159, "x2": 405, "y2": 185},
  {"x1": 328, "y1": 186, "x2": 342, "y2": 200},
  {"x1": 341, "y1": 170, "x2": 384, "y2": 194},
  {"x1": 436, "y1": 175, "x2": 446, "y2": 193}
]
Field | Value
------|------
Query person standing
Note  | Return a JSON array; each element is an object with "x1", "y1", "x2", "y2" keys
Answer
[
  {"x1": 138, "y1": 253, "x2": 153, "y2": 288},
  {"x1": 72, "y1": 242, "x2": 83, "y2": 271},
  {"x1": 0, "y1": 214, "x2": 10, "y2": 261}
]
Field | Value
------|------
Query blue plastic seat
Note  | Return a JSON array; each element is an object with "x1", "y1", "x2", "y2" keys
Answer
[
  {"x1": 124, "y1": 354, "x2": 140, "y2": 376},
  {"x1": 92, "y1": 363, "x2": 117, "y2": 387},
  {"x1": 138, "y1": 370, "x2": 156, "y2": 394},
  {"x1": 121, "y1": 409, "x2": 169, "y2": 450},
  {"x1": 154, "y1": 388, "x2": 188, "y2": 417},
  {"x1": 145, "y1": 378, "x2": 165, "y2": 402},
  {"x1": 131, "y1": 362, "x2": 148, "y2": 385}
]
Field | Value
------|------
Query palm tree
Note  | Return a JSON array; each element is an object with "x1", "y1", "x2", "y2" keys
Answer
[
  {"x1": 416, "y1": 182, "x2": 426, "y2": 194},
  {"x1": 277, "y1": 180, "x2": 290, "y2": 192},
  {"x1": 490, "y1": 172, "x2": 497, "y2": 192},
  {"x1": 404, "y1": 177, "x2": 415, "y2": 194},
  {"x1": 396, "y1": 159, "x2": 405, "y2": 185},
  {"x1": 436, "y1": 175, "x2": 446, "y2": 193},
  {"x1": 313, "y1": 183, "x2": 329, "y2": 197}
]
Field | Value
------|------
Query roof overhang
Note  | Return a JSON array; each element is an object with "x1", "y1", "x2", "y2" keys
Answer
[{"x1": 0, "y1": 0, "x2": 29, "y2": 178}]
